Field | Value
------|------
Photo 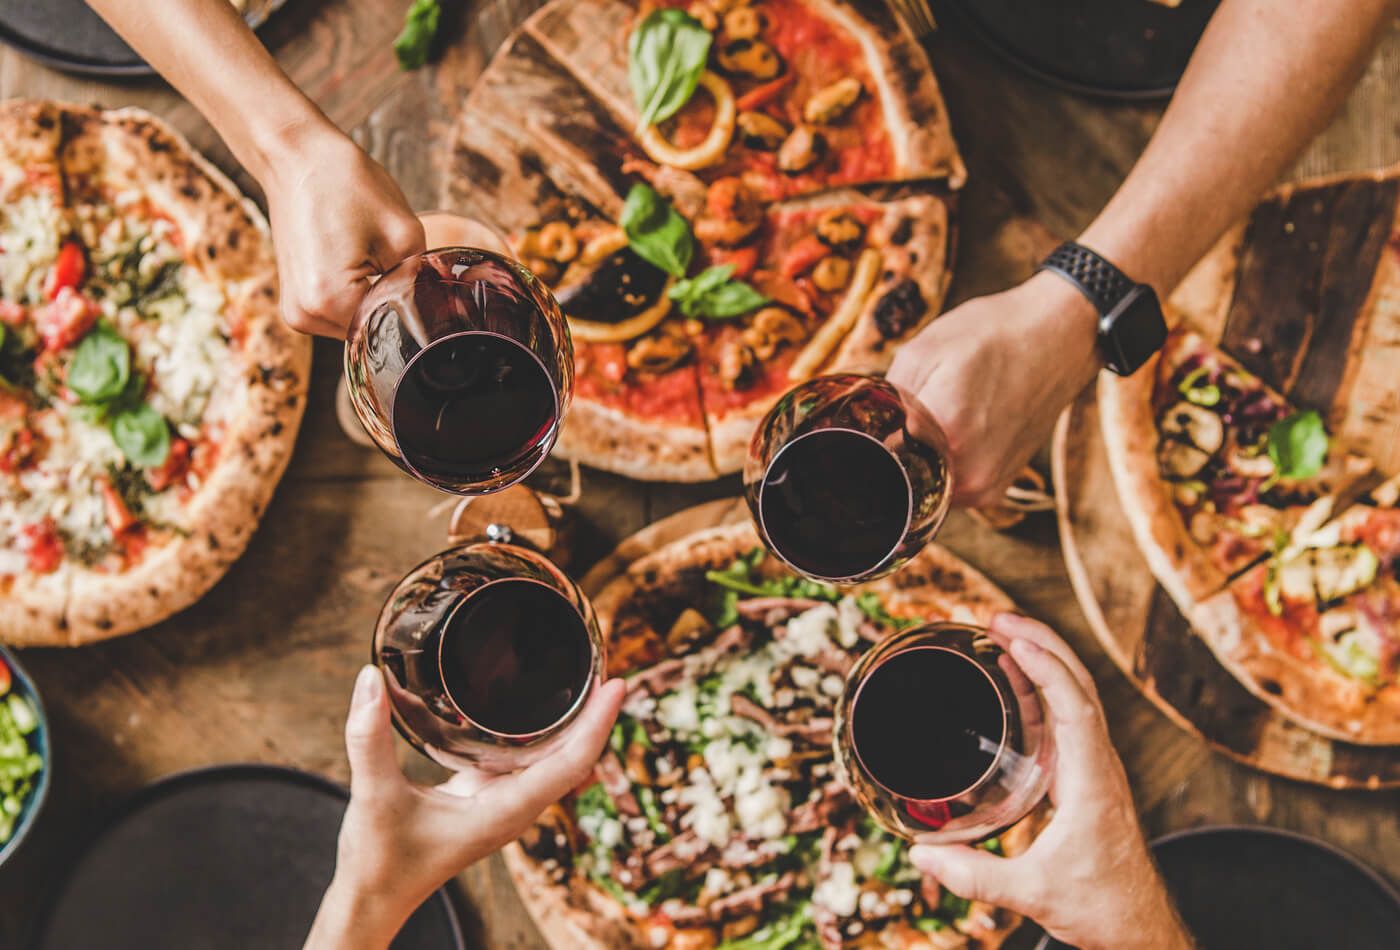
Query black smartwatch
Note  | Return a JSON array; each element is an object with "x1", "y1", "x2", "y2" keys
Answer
[{"x1": 1037, "y1": 242, "x2": 1167, "y2": 376}]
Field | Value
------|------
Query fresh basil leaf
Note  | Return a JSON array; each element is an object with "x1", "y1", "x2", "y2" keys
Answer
[
  {"x1": 628, "y1": 9, "x2": 712, "y2": 133},
  {"x1": 394, "y1": 0, "x2": 441, "y2": 70},
  {"x1": 669, "y1": 265, "x2": 769, "y2": 319},
  {"x1": 620, "y1": 184, "x2": 694, "y2": 277},
  {"x1": 110, "y1": 404, "x2": 170, "y2": 469},
  {"x1": 67, "y1": 322, "x2": 130, "y2": 403},
  {"x1": 1266, "y1": 410, "x2": 1328, "y2": 480}
]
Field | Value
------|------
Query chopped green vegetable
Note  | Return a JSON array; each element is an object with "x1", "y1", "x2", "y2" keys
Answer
[
  {"x1": 639, "y1": 868, "x2": 685, "y2": 905},
  {"x1": 718, "y1": 903, "x2": 814, "y2": 950},
  {"x1": 111, "y1": 403, "x2": 171, "y2": 469},
  {"x1": 871, "y1": 838, "x2": 902, "y2": 881},
  {"x1": 939, "y1": 890, "x2": 972, "y2": 919},
  {"x1": 394, "y1": 0, "x2": 442, "y2": 70},
  {"x1": 979, "y1": 836, "x2": 1003, "y2": 856},
  {"x1": 915, "y1": 918, "x2": 947, "y2": 933},
  {"x1": 1266, "y1": 410, "x2": 1329, "y2": 481},
  {"x1": 67, "y1": 321, "x2": 131, "y2": 403},
  {"x1": 628, "y1": 9, "x2": 713, "y2": 134},
  {"x1": 1314, "y1": 631, "x2": 1381, "y2": 685},
  {"x1": 1177, "y1": 366, "x2": 1221, "y2": 407},
  {"x1": 620, "y1": 184, "x2": 694, "y2": 277},
  {"x1": 0, "y1": 671, "x2": 43, "y2": 846},
  {"x1": 668, "y1": 265, "x2": 770, "y2": 320},
  {"x1": 637, "y1": 786, "x2": 670, "y2": 842},
  {"x1": 575, "y1": 781, "x2": 617, "y2": 821}
]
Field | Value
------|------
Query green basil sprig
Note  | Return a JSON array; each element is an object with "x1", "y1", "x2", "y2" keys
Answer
[
  {"x1": 1266, "y1": 410, "x2": 1328, "y2": 481},
  {"x1": 628, "y1": 9, "x2": 712, "y2": 134},
  {"x1": 621, "y1": 184, "x2": 694, "y2": 277},
  {"x1": 67, "y1": 322, "x2": 131, "y2": 403},
  {"x1": 667, "y1": 265, "x2": 768, "y2": 320},
  {"x1": 110, "y1": 404, "x2": 171, "y2": 469},
  {"x1": 394, "y1": 0, "x2": 441, "y2": 70}
]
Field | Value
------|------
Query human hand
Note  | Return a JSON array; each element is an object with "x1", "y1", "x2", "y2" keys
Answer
[
  {"x1": 304, "y1": 665, "x2": 626, "y2": 950},
  {"x1": 258, "y1": 122, "x2": 425, "y2": 338},
  {"x1": 887, "y1": 271, "x2": 1100, "y2": 507},
  {"x1": 910, "y1": 614, "x2": 1194, "y2": 950}
]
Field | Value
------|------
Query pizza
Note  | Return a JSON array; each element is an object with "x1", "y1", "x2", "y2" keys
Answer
[
  {"x1": 0, "y1": 102, "x2": 310, "y2": 647},
  {"x1": 453, "y1": 0, "x2": 960, "y2": 481},
  {"x1": 504, "y1": 522, "x2": 1049, "y2": 949},
  {"x1": 1100, "y1": 328, "x2": 1400, "y2": 743}
]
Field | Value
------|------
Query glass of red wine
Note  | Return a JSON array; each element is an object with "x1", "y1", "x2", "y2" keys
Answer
[
  {"x1": 344, "y1": 237, "x2": 573, "y2": 495},
  {"x1": 832, "y1": 621, "x2": 1054, "y2": 843},
  {"x1": 371, "y1": 535, "x2": 605, "y2": 773},
  {"x1": 743, "y1": 373, "x2": 953, "y2": 583}
]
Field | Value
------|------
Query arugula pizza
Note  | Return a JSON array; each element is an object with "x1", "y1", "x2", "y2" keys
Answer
[
  {"x1": 0, "y1": 102, "x2": 309, "y2": 646},
  {"x1": 504, "y1": 523, "x2": 1048, "y2": 949}
]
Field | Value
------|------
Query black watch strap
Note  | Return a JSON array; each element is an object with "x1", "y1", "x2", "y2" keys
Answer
[{"x1": 1038, "y1": 242, "x2": 1135, "y2": 315}]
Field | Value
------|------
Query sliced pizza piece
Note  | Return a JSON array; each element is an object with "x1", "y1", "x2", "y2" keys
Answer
[
  {"x1": 1191, "y1": 495, "x2": 1400, "y2": 744},
  {"x1": 0, "y1": 105, "x2": 310, "y2": 646},
  {"x1": 691, "y1": 187, "x2": 950, "y2": 473},
  {"x1": 1100, "y1": 328, "x2": 1373, "y2": 609},
  {"x1": 526, "y1": 0, "x2": 966, "y2": 199},
  {"x1": 512, "y1": 217, "x2": 716, "y2": 481}
]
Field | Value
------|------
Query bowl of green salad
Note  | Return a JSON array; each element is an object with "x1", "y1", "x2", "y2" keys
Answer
[{"x1": 0, "y1": 644, "x2": 48, "y2": 867}]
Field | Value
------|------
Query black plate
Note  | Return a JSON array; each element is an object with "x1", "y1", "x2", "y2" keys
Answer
[
  {"x1": 33, "y1": 764, "x2": 467, "y2": 950},
  {"x1": 1037, "y1": 825, "x2": 1400, "y2": 949},
  {"x1": 0, "y1": 0, "x2": 284, "y2": 77},
  {"x1": 936, "y1": 0, "x2": 1222, "y2": 100}
]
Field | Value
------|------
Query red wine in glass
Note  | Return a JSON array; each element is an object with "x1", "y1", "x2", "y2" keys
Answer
[
  {"x1": 745, "y1": 374, "x2": 952, "y2": 583},
  {"x1": 833, "y1": 622, "x2": 1053, "y2": 843},
  {"x1": 345, "y1": 247, "x2": 573, "y2": 495},
  {"x1": 372, "y1": 541, "x2": 604, "y2": 772}
]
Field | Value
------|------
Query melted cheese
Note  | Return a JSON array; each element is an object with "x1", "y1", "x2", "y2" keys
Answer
[{"x1": 0, "y1": 192, "x2": 63, "y2": 303}]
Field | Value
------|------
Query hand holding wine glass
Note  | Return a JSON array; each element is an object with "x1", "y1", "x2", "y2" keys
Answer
[
  {"x1": 302, "y1": 666, "x2": 626, "y2": 950},
  {"x1": 909, "y1": 614, "x2": 1195, "y2": 950}
]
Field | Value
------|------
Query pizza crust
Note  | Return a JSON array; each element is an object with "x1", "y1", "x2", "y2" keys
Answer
[
  {"x1": 1190, "y1": 586, "x2": 1400, "y2": 745},
  {"x1": 555, "y1": 396, "x2": 718, "y2": 483}
]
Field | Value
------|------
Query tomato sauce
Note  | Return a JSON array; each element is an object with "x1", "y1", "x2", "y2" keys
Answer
[
  {"x1": 1347, "y1": 509, "x2": 1400, "y2": 561},
  {"x1": 1234, "y1": 567, "x2": 1317, "y2": 661},
  {"x1": 573, "y1": 342, "x2": 706, "y2": 425},
  {"x1": 21, "y1": 518, "x2": 62, "y2": 574}
]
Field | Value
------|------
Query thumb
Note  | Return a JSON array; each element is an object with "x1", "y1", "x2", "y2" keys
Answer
[
  {"x1": 345, "y1": 665, "x2": 406, "y2": 799},
  {"x1": 909, "y1": 844, "x2": 1027, "y2": 912}
]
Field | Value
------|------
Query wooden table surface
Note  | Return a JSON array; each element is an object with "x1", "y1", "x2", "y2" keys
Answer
[{"x1": 2, "y1": 1, "x2": 1399, "y2": 946}]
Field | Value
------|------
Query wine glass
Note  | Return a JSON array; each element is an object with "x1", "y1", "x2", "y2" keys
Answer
[
  {"x1": 743, "y1": 373, "x2": 953, "y2": 583},
  {"x1": 343, "y1": 217, "x2": 573, "y2": 495},
  {"x1": 371, "y1": 533, "x2": 605, "y2": 773},
  {"x1": 832, "y1": 621, "x2": 1054, "y2": 843}
]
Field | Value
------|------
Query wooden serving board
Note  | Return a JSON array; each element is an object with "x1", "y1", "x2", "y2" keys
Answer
[{"x1": 1052, "y1": 165, "x2": 1400, "y2": 788}]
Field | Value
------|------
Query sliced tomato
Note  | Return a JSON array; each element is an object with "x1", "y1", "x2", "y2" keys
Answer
[
  {"x1": 735, "y1": 72, "x2": 795, "y2": 112},
  {"x1": 43, "y1": 240, "x2": 87, "y2": 301},
  {"x1": 0, "y1": 300, "x2": 25, "y2": 326},
  {"x1": 21, "y1": 518, "x2": 62, "y2": 574},
  {"x1": 146, "y1": 437, "x2": 191, "y2": 492},
  {"x1": 98, "y1": 477, "x2": 137, "y2": 535},
  {"x1": 709, "y1": 245, "x2": 760, "y2": 281},
  {"x1": 0, "y1": 657, "x2": 10, "y2": 695},
  {"x1": 35, "y1": 286, "x2": 97, "y2": 351},
  {"x1": 779, "y1": 236, "x2": 830, "y2": 279},
  {"x1": 0, "y1": 427, "x2": 36, "y2": 474}
]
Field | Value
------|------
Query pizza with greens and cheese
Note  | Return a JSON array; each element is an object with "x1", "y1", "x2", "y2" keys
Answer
[
  {"x1": 0, "y1": 101, "x2": 309, "y2": 646},
  {"x1": 504, "y1": 522, "x2": 1048, "y2": 950}
]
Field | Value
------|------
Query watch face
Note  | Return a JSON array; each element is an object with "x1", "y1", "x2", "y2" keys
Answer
[{"x1": 1103, "y1": 285, "x2": 1167, "y2": 375}]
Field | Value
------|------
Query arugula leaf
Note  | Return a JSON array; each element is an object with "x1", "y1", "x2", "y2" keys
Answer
[
  {"x1": 668, "y1": 264, "x2": 769, "y2": 320},
  {"x1": 394, "y1": 0, "x2": 442, "y2": 70},
  {"x1": 620, "y1": 184, "x2": 694, "y2": 277},
  {"x1": 110, "y1": 404, "x2": 170, "y2": 469},
  {"x1": 67, "y1": 322, "x2": 130, "y2": 403},
  {"x1": 628, "y1": 9, "x2": 713, "y2": 133},
  {"x1": 854, "y1": 591, "x2": 920, "y2": 630},
  {"x1": 718, "y1": 903, "x2": 814, "y2": 950},
  {"x1": 871, "y1": 839, "x2": 903, "y2": 882},
  {"x1": 939, "y1": 890, "x2": 972, "y2": 920},
  {"x1": 575, "y1": 781, "x2": 618, "y2": 821},
  {"x1": 637, "y1": 786, "x2": 670, "y2": 843},
  {"x1": 915, "y1": 918, "x2": 947, "y2": 933},
  {"x1": 1266, "y1": 410, "x2": 1328, "y2": 480},
  {"x1": 638, "y1": 868, "x2": 685, "y2": 905}
]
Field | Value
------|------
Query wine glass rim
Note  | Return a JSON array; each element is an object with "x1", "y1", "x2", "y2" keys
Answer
[
  {"x1": 389, "y1": 328, "x2": 561, "y2": 496},
  {"x1": 847, "y1": 643, "x2": 1010, "y2": 804},
  {"x1": 756, "y1": 425, "x2": 913, "y2": 583},
  {"x1": 435, "y1": 574, "x2": 597, "y2": 742}
]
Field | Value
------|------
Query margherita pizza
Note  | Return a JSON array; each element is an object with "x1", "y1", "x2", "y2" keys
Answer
[
  {"x1": 0, "y1": 102, "x2": 310, "y2": 646},
  {"x1": 1101, "y1": 328, "x2": 1400, "y2": 743},
  {"x1": 458, "y1": 0, "x2": 960, "y2": 480},
  {"x1": 505, "y1": 522, "x2": 1048, "y2": 949}
]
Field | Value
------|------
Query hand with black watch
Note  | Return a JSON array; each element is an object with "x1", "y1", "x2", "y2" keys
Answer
[{"x1": 1037, "y1": 241, "x2": 1168, "y2": 377}]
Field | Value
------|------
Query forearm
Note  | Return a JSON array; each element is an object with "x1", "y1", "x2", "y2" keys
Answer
[
  {"x1": 84, "y1": 0, "x2": 335, "y2": 182},
  {"x1": 303, "y1": 875, "x2": 412, "y2": 950},
  {"x1": 1081, "y1": 0, "x2": 1399, "y2": 297}
]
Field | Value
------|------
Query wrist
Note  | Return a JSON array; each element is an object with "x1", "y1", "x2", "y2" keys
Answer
[
  {"x1": 304, "y1": 873, "x2": 411, "y2": 950},
  {"x1": 1018, "y1": 269, "x2": 1102, "y2": 390},
  {"x1": 238, "y1": 102, "x2": 343, "y2": 189}
]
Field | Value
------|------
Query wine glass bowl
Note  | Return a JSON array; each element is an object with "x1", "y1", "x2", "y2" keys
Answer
[
  {"x1": 344, "y1": 246, "x2": 573, "y2": 495},
  {"x1": 743, "y1": 374, "x2": 953, "y2": 583},
  {"x1": 832, "y1": 622, "x2": 1054, "y2": 844},
  {"x1": 371, "y1": 539, "x2": 605, "y2": 773}
]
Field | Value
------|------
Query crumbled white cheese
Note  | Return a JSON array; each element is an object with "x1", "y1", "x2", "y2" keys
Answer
[
  {"x1": 657, "y1": 683, "x2": 701, "y2": 734},
  {"x1": 820, "y1": 674, "x2": 845, "y2": 698},
  {"x1": 814, "y1": 862, "x2": 860, "y2": 917},
  {"x1": 858, "y1": 890, "x2": 882, "y2": 915},
  {"x1": 835, "y1": 596, "x2": 864, "y2": 647},
  {"x1": 0, "y1": 192, "x2": 63, "y2": 302},
  {"x1": 766, "y1": 736, "x2": 793, "y2": 760},
  {"x1": 780, "y1": 604, "x2": 839, "y2": 659},
  {"x1": 703, "y1": 868, "x2": 732, "y2": 895},
  {"x1": 790, "y1": 666, "x2": 820, "y2": 690},
  {"x1": 890, "y1": 889, "x2": 915, "y2": 906}
]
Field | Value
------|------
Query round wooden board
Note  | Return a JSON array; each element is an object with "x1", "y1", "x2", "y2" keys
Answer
[{"x1": 1052, "y1": 386, "x2": 1400, "y2": 790}]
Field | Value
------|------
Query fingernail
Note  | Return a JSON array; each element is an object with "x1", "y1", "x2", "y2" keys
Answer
[{"x1": 351, "y1": 665, "x2": 381, "y2": 709}]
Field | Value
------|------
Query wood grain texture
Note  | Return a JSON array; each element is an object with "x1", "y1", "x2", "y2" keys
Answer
[{"x1": 0, "y1": 3, "x2": 1398, "y2": 949}]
